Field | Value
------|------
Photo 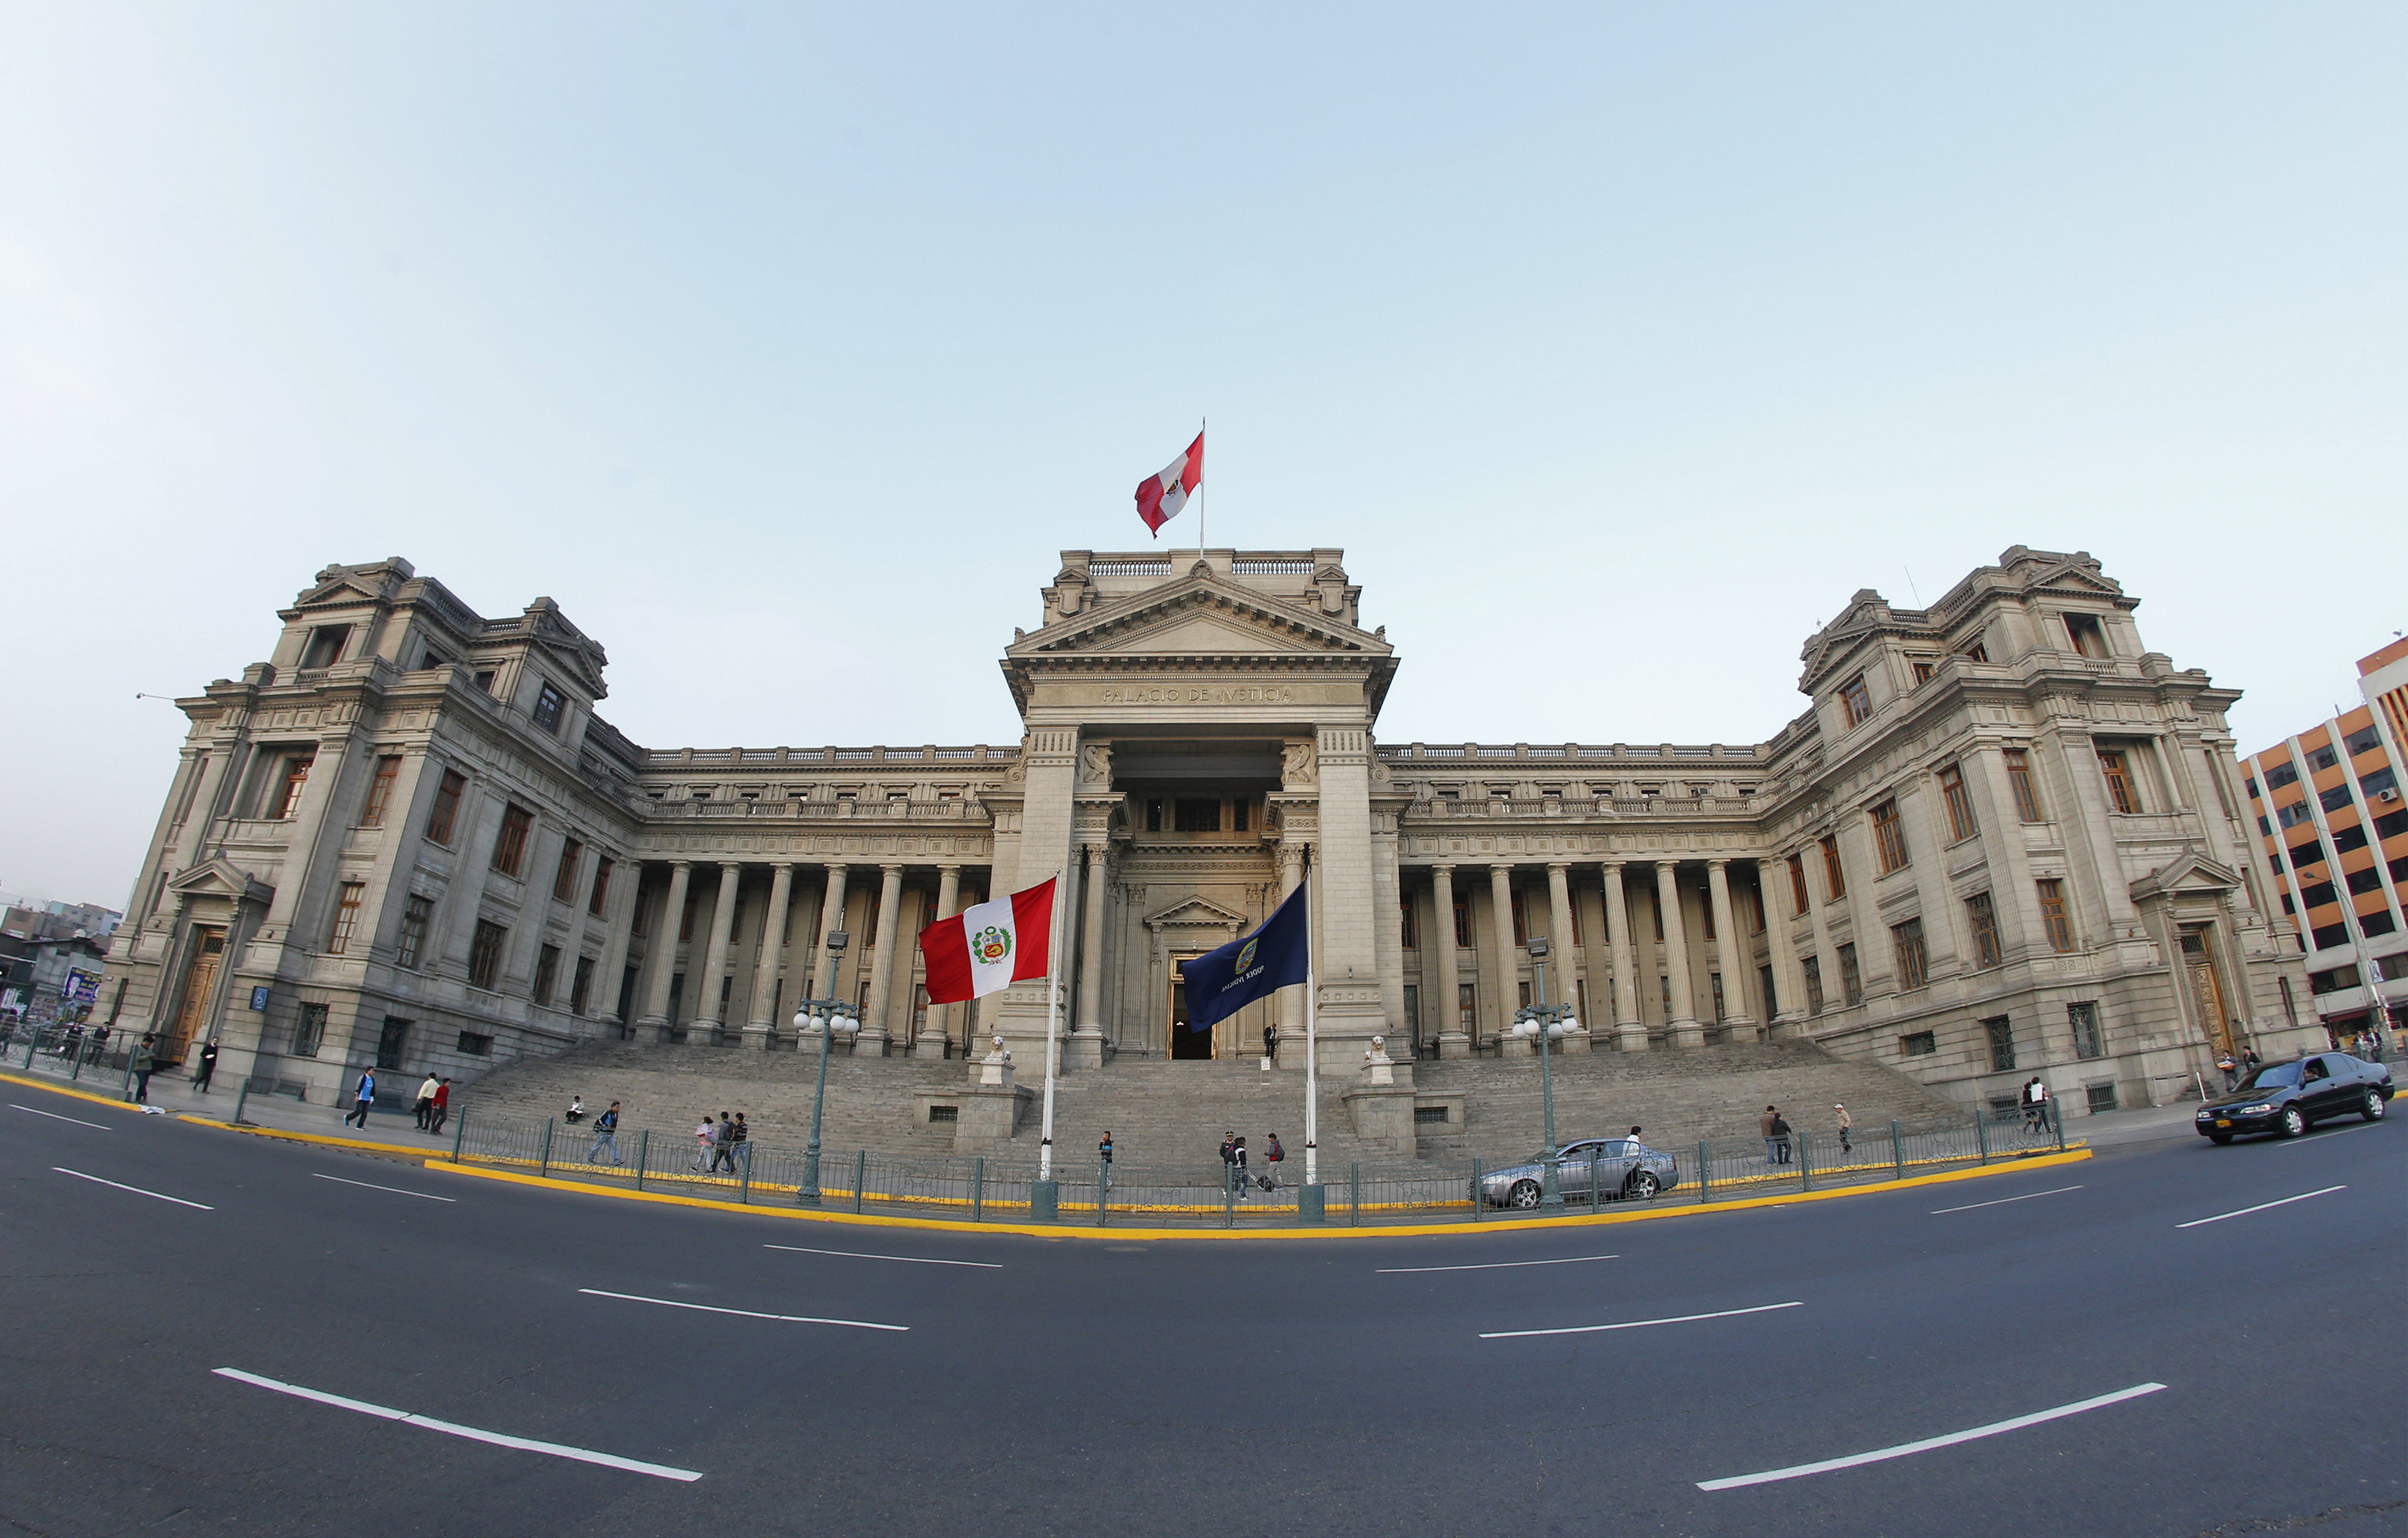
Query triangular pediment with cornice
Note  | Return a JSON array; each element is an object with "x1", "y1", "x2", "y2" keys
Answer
[
  {"x1": 1143, "y1": 894, "x2": 1254, "y2": 930},
  {"x1": 1011, "y1": 573, "x2": 1390, "y2": 662},
  {"x1": 167, "y1": 858, "x2": 275, "y2": 906},
  {"x1": 2129, "y1": 852, "x2": 2241, "y2": 904}
]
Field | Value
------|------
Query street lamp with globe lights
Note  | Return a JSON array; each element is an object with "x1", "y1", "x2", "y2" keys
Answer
[
  {"x1": 790, "y1": 930, "x2": 860, "y2": 1204},
  {"x1": 1509, "y1": 936, "x2": 1581, "y2": 1208}
]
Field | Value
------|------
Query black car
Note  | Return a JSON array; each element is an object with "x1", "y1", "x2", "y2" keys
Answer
[{"x1": 2196, "y1": 1053, "x2": 2394, "y2": 1143}]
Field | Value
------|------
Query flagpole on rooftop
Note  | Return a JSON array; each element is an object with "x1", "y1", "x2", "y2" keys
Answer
[
  {"x1": 1037, "y1": 864, "x2": 1066, "y2": 1183},
  {"x1": 1196, "y1": 416, "x2": 1206, "y2": 560}
]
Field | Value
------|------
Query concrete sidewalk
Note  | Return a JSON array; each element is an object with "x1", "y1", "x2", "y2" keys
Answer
[{"x1": 0, "y1": 1053, "x2": 459, "y2": 1155}]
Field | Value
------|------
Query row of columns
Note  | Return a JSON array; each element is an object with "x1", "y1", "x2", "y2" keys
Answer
[{"x1": 1416, "y1": 857, "x2": 1795, "y2": 1054}]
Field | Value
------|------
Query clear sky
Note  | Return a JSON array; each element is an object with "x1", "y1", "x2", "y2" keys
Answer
[{"x1": 3, "y1": 3, "x2": 2403, "y2": 910}]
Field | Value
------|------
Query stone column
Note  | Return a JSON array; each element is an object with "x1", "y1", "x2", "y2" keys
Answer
[
  {"x1": 744, "y1": 862, "x2": 795, "y2": 1049},
  {"x1": 593, "y1": 857, "x2": 643, "y2": 1033},
  {"x1": 914, "y1": 865, "x2": 962, "y2": 1059},
  {"x1": 803, "y1": 864, "x2": 848, "y2": 1039},
  {"x1": 690, "y1": 862, "x2": 742, "y2": 1045},
  {"x1": 1430, "y1": 865, "x2": 1468, "y2": 1058},
  {"x1": 1065, "y1": 843, "x2": 1110, "y2": 1070},
  {"x1": 636, "y1": 859, "x2": 691, "y2": 1039},
  {"x1": 1762, "y1": 859, "x2": 1807, "y2": 1038},
  {"x1": 1603, "y1": 860, "x2": 1644, "y2": 1051},
  {"x1": 857, "y1": 864, "x2": 905, "y2": 1056},
  {"x1": 1488, "y1": 864, "x2": 1520, "y2": 1056},
  {"x1": 1658, "y1": 861, "x2": 1703, "y2": 1048},
  {"x1": 1706, "y1": 858, "x2": 1757, "y2": 1041},
  {"x1": 1274, "y1": 841, "x2": 1307, "y2": 1064},
  {"x1": 1543, "y1": 861, "x2": 1590, "y2": 1054}
]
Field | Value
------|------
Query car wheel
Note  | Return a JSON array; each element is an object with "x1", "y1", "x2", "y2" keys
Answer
[
  {"x1": 2280, "y1": 1106, "x2": 2307, "y2": 1139},
  {"x1": 2363, "y1": 1090, "x2": 2387, "y2": 1123},
  {"x1": 1626, "y1": 1169, "x2": 1662, "y2": 1200},
  {"x1": 1506, "y1": 1180, "x2": 1542, "y2": 1210},
  {"x1": 2208, "y1": 1133, "x2": 2233, "y2": 1145}
]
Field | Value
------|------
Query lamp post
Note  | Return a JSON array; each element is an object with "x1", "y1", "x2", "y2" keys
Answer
[
  {"x1": 1510, "y1": 937, "x2": 1580, "y2": 1209},
  {"x1": 790, "y1": 930, "x2": 860, "y2": 1204}
]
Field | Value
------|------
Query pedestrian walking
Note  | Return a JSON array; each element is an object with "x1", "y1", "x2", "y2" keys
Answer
[
  {"x1": 344, "y1": 1068, "x2": 375, "y2": 1129},
  {"x1": 722, "y1": 1113, "x2": 749, "y2": 1175},
  {"x1": 1232, "y1": 1135, "x2": 1249, "y2": 1199},
  {"x1": 1770, "y1": 1111, "x2": 1793, "y2": 1165},
  {"x1": 414, "y1": 1073, "x2": 441, "y2": 1131},
  {"x1": 128, "y1": 1033, "x2": 157, "y2": 1104},
  {"x1": 2023, "y1": 1076, "x2": 2050, "y2": 1132},
  {"x1": 1760, "y1": 1106, "x2": 1781, "y2": 1163},
  {"x1": 2242, "y1": 1046, "x2": 2261, "y2": 1072},
  {"x1": 692, "y1": 1115, "x2": 718, "y2": 1172},
  {"x1": 2216, "y1": 1052, "x2": 2239, "y2": 1092},
  {"x1": 1098, "y1": 1131, "x2": 1114, "y2": 1189},
  {"x1": 710, "y1": 1113, "x2": 740, "y2": 1175},
  {"x1": 1835, "y1": 1102, "x2": 1853, "y2": 1155},
  {"x1": 429, "y1": 1078, "x2": 452, "y2": 1135},
  {"x1": 588, "y1": 1101, "x2": 623, "y2": 1165},
  {"x1": 1263, "y1": 1132, "x2": 1285, "y2": 1191},
  {"x1": 1263, "y1": 1023, "x2": 1278, "y2": 1062},
  {"x1": 190, "y1": 1037, "x2": 219, "y2": 1093}
]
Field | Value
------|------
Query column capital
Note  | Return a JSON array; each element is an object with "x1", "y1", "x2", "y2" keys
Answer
[
  {"x1": 1489, "y1": 859, "x2": 1515, "y2": 874},
  {"x1": 1546, "y1": 860, "x2": 1568, "y2": 874},
  {"x1": 1706, "y1": 855, "x2": 1729, "y2": 870},
  {"x1": 668, "y1": 857, "x2": 692, "y2": 870}
]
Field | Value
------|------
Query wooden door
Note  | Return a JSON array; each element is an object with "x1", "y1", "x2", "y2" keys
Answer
[
  {"x1": 166, "y1": 927, "x2": 226, "y2": 1059},
  {"x1": 2181, "y1": 928, "x2": 2233, "y2": 1056}
]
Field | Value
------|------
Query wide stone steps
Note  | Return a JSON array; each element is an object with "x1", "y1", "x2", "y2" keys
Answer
[{"x1": 457, "y1": 1038, "x2": 1958, "y2": 1175}]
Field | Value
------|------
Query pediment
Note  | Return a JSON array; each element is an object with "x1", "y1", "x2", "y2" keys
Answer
[
  {"x1": 292, "y1": 575, "x2": 386, "y2": 611},
  {"x1": 2129, "y1": 852, "x2": 2241, "y2": 903},
  {"x1": 1144, "y1": 895, "x2": 1253, "y2": 930},
  {"x1": 167, "y1": 858, "x2": 274, "y2": 905},
  {"x1": 1013, "y1": 574, "x2": 1388, "y2": 662}
]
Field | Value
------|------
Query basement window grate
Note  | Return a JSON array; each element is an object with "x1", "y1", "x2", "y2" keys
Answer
[
  {"x1": 927, "y1": 1105, "x2": 960, "y2": 1124},
  {"x1": 1413, "y1": 1105, "x2": 1450, "y2": 1124}
]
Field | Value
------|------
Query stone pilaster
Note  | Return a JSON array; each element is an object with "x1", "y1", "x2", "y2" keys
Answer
[
  {"x1": 1658, "y1": 861, "x2": 1703, "y2": 1048},
  {"x1": 744, "y1": 862, "x2": 795, "y2": 1048},
  {"x1": 1306, "y1": 724, "x2": 1385, "y2": 1074}
]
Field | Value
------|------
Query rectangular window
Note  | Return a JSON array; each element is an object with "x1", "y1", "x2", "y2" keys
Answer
[
  {"x1": 2360, "y1": 765, "x2": 2397, "y2": 798},
  {"x1": 1899, "y1": 1030, "x2": 1937, "y2": 1057},
  {"x1": 2345, "y1": 724, "x2": 2383, "y2": 758},
  {"x1": 1840, "y1": 674, "x2": 1873, "y2": 728},
  {"x1": 425, "y1": 769, "x2": 466, "y2": 845},
  {"x1": 532, "y1": 944, "x2": 561, "y2": 1006},
  {"x1": 1697, "y1": 891, "x2": 1715, "y2": 941},
  {"x1": 1173, "y1": 797, "x2": 1220, "y2": 832},
  {"x1": 1962, "y1": 641, "x2": 1989, "y2": 663},
  {"x1": 1891, "y1": 917, "x2": 1928, "y2": 990},
  {"x1": 2277, "y1": 800, "x2": 2315, "y2": 830},
  {"x1": 375, "y1": 1017, "x2": 410, "y2": 1072},
  {"x1": 456, "y1": 1031, "x2": 493, "y2": 1056},
  {"x1": 1870, "y1": 800, "x2": 1909, "y2": 874},
  {"x1": 570, "y1": 955, "x2": 595, "y2": 1014},
  {"x1": 2290, "y1": 839, "x2": 2326, "y2": 870},
  {"x1": 492, "y1": 803, "x2": 533, "y2": 876},
  {"x1": 2332, "y1": 823, "x2": 2370, "y2": 854},
  {"x1": 1910, "y1": 659, "x2": 1936, "y2": 685},
  {"x1": 2377, "y1": 808, "x2": 2408, "y2": 840},
  {"x1": 1511, "y1": 888, "x2": 1528, "y2": 946},
  {"x1": 532, "y1": 682, "x2": 566, "y2": 734},
  {"x1": 397, "y1": 894, "x2": 433, "y2": 969},
  {"x1": 1788, "y1": 854, "x2": 1810, "y2": 915},
  {"x1": 2097, "y1": 749, "x2": 2140, "y2": 814},
  {"x1": 2320, "y1": 783, "x2": 2356, "y2": 814},
  {"x1": 1232, "y1": 799, "x2": 1249, "y2": 832},
  {"x1": 2065, "y1": 613, "x2": 2107, "y2": 657},
  {"x1": 2313, "y1": 921, "x2": 2350, "y2": 950},
  {"x1": 2309, "y1": 964, "x2": 2361, "y2": 994},
  {"x1": 2277, "y1": 975, "x2": 2298, "y2": 1028},
  {"x1": 2306, "y1": 743, "x2": 2339, "y2": 773},
  {"x1": 553, "y1": 837, "x2": 582, "y2": 901},
  {"x1": 1938, "y1": 763, "x2": 1977, "y2": 842},
  {"x1": 1709, "y1": 972, "x2": 1726, "y2": 1022},
  {"x1": 1820, "y1": 835, "x2": 1847, "y2": 899},
  {"x1": 1458, "y1": 983, "x2": 1475, "y2": 1030},
  {"x1": 291, "y1": 1003, "x2": 327, "y2": 1058},
  {"x1": 588, "y1": 856, "x2": 614, "y2": 916},
  {"x1": 2067, "y1": 1001, "x2": 2103, "y2": 1060},
  {"x1": 327, "y1": 882, "x2": 366, "y2": 955},
  {"x1": 1519, "y1": 980, "x2": 1533, "y2": 1011},
  {"x1": 274, "y1": 754, "x2": 314, "y2": 820},
  {"x1": 1145, "y1": 798, "x2": 1163, "y2": 832},
  {"x1": 1802, "y1": 955, "x2": 1824, "y2": 1015},
  {"x1": 1837, "y1": 943, "x2": 1863, "y2": 1006},
  {"x1": 468, "y1": 920, "x2": 508, "y2": 991},
  {"x1": 2004, "y1": 748, "x2": 2043, "y2": 822},
  {"x1": 1985, "y1": 1017, "x2": 2016, "y2": 1072},
  {"x1": 359, "y1": 757, "x2": 402, "y2": 827},
  {"x1": 2086, "y1": 1082, "x2": 2119, "y2": 1114},
  {"x1": 1453, "y1": 894, "x2": 1472, "y2": 949},
  {"x1": 1965, "y1": 891, "x2": 2001, "y2": 969},
  {"x1": 2037, "y1": 878, "x2": 2074, "y2": 952},
  {"x1": 1399, "y1": 896, "x2": 1418, "y2": 950},
  {"x1": 2361, "y1": 910, "x2": 2399, "y2": 938},
  {"x1": 2264, "y1": 761, "x2": 2299, "y2": 791},
  {"x1": 2346, "y1": 865, "x2": 2385, "y2": 896}
]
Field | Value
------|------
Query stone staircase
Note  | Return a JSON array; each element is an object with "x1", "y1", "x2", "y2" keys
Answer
[{"x1": 455, "y1": 1039, "x2": 1955, "y2": 1175}]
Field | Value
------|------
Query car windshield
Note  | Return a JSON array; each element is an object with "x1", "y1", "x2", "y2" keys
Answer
[{"x1": 2241, "y1": 1062, "x2": 2303, "y2": 1090}]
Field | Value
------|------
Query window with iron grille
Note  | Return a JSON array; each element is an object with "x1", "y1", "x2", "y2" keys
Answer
[
  {"x1": 359, "y1": 757, "x2": 402, "y2": 827},
  {"x1": 291, "y1": 1003, "x2": 327, "y2": 1058},
  {"x1": 1837, "y1": 944, "x2": 1862, "y2": 1006},
  {"x1": 2037, "y1": 879, "x2": 2074, "y2": 952},
  {"x1": 327, "y1": 882, "x2": 366, "y2": 955},
  {"x1": 1173, "y1": 798, "x2": 1221, "y2": 832},
  {"x1": 2085, "y1": 1081, "x2": 2119, "y2": 1113},
  {"x1": 2067, "y1": 1001, "x2": 2103, "y2": 1059},
  {"x1": 375, "y1": 1017, "x2": 410, "y2": 1071},
  {"x1": 468, "y1": 920, "x2": 508, "y2": 991},
  {"x1": 1820, "y1": 835, "x2": 1847, "y2": 899},
  {"x1": 492, "y1": 804, "x2": 533, "y2": 876},
  {"x1": 1965, "y1": 891, "x2": 2001, "y2": 969},
  {"x1": 1414, "y1": 1105, "x2": 1450, "y2": 1124},
  {"x1": 1984, "y1": 1016, "x2": 2016, "y2": 1072},
  {"x1": 2004, "y1": 747, "x2": 2044, "y2": 822},
  {"x1": 1899, "y1": 1030, "x2": 1936, "y2": 1057},
  {"x1": 1891, "y1": 918, "x2": 1927, "y2": 990},
  {"x1": 425, "y1": 769, "x2": 466, "y2": 845},
  {"x1": 1939, "y1": 763, "x2": 1977, "y2": 842},
  {"x1": 1802, "y1": 955, "x2": 1824, "y2": 1015},
  {"x1": 456, "y1": 1031, "x2": 493, "y2": 1056},
  {"x1": 1870, "y1": 800, "x2": 1909, "y2": 874},
  {"x1": 533, "y1": 944, "x2": 561, "y2": 1006},
  {"x1": 397, "y1": 895, "x2": 433, "y2": 970},
  {"x1": 553, "y1": 837, "x2": 582, "y2": 901},
  {"x1": 1840, "y1": 675, "x2": 1873, "y2": 728}
]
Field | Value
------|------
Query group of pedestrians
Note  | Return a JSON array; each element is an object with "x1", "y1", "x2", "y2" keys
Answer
[
  {"x1": 1761, "y1": 1103, "x2": 1856, "y2": 1163},
  {"x1": 1218, "y1": 1130, "x2": 1288, "y2": 1197},
  {"x1": 691, "y1": 1112, "x2": 750, "y2": 1174},
  {"x1": 414, "y1": 1074, "x2": 453, "y2": 1134}
]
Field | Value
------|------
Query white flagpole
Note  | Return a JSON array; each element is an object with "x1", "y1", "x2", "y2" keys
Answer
[
  {"x1": 1304, "y1": 875, "x2": 1318, "y2": 1188},
  {"x1": 1038, "y1": 865, "x2": 1066, "y2": 1182},
  {"x1": 1196, "y1": 416, "x2": 1206, "y2": 560}
]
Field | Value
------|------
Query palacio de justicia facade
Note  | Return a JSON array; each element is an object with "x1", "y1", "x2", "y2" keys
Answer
[{"x1": 95, "y1": 544, "x2": 2323, "y2": 1119}]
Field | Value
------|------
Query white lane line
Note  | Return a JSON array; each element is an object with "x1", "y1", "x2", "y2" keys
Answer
[
  {"x1": 211, "y1": 1368, "x2": 701, "y2": 1482},
  {"x1": 1930, "y1": 1185, "x2": 2084, "y2": 1215},
  {"x1": 2272, "y1": 1124, "x2": 2377, "y2": 1146},
  {"x1": 12, "y1": 1103, "x2": 111, "y2": 1130},
  {"x1": 1480, "y1": 1300, "x2": 1801, "y2": 1339},
  {"x1": 1697, "y1": 1382, "x2": 2168, "y2": 1490},
  {"x1": 764, "y1": 1243, "x2": 999, "y2": 1269},
  {"x1": 2176, "y1": 1185, "x2": 2347, "y2": 1229},
  {"x1": 578, "y1": 1288, "x2": 908, "y2": 1332},
  {"x1": 313, "y1": 1172, "x2": 457, "y2": 1203},
  {"x1": 54, "y1": 1167, "x2": 212, "y2": 1209},
  {"x1": 1379, "y1": 1253, "x2": 1620, "y2": 1275}
]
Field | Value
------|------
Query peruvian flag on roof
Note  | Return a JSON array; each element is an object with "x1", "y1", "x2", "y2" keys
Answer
[
  {"x1": 1135, "y1": 429, "x2": 1204, "y2": 538},
  {"x1": 918, "y1": 877, "x2": 1057, "y2": 1003}
]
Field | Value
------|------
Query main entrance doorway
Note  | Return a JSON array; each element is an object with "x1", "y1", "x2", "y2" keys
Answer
[
  {"x1": 2181, "y1": 927, "x2": 2235, "y2": 1056},
  {"x1": 1169, "y1": 955, "x2": 1213, "y2": 1058},
  {"x1": 165, "y1": 926, "x2": 226, "y2": 1062}
]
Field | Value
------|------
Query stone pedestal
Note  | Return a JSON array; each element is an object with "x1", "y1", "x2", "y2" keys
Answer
[
  {"x1": 1343, "y1": 1084, "x2": 1418, "y2": 1155},
  {"x1": 1436, "y1": 1031, "x2": 1473, "y2": 1060},
  {"x1": 1500, "y1": 1034, "x2": 1535, "y2": 1058},
  {"x1": 913, "y1": 1082, "x2": 1030, "y2": 1151},
  {"x1": 1554, "y1": 1028, "x2": 1592, "y2": 1055},
  {"x1": 741, "y1": 1023, "x2": 775, "y2": 1051},
  {"x1": 1063, "y1": 1026, "x2": 1106, "y2": 1070},
  {"x1": 1668, "y1": 1018, "x2": 1706, "y2": 1050},
  {"x1": 910, "y1": 1029, "x2": 948, "y2": 1062}
]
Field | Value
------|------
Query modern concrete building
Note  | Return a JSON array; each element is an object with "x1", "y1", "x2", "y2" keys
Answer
[
  {"x1": 93, "y1": 544, "x2": 2316, "y2": 1120},
  {"x1": 2242, "y1": 634, "x2": 2408, "y2": 1045}
]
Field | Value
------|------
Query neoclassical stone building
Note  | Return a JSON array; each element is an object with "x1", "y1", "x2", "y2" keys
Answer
[{"x1": 96, "y1": 544, "x2": 2317, "y2": 1119}]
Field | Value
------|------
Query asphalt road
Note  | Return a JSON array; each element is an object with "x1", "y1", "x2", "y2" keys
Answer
[{"x1": 3, "y1": 1078, "x2": 2405, "y2": 1538}]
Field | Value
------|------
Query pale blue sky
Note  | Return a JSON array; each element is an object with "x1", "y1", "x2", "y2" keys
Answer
[{"x1": 4, "y1": 3, "x2": 2403, "y2": 908}]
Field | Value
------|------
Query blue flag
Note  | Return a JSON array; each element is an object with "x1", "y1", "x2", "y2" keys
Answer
[{"x1": 1182, "y1": 882, "x2": 1310, "y2": 1034}]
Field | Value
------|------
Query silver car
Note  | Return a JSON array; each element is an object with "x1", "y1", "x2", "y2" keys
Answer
[{"x1": 1476, "y1": 1137, "x2": 1679, "y2": 1209}]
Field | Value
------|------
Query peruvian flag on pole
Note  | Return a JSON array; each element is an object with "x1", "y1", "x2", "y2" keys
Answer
[
  {"x1": 1135, "y1": 428, "x2": 1204, "y2": 538},
  {"x1": 917, "y1": 877, "x2": 1057, "y2": 1003}
]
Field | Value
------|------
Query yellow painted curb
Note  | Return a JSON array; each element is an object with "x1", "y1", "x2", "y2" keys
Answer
[
  {"x1": 0, "y1": 1068, "x2": 155, "y2": 1114},
  {"x1": 418, "y1": 1147, "x2": 2093, "y2": 1242},
  {"x1": 181, "y1": 1116, "x2": 437, "y2": 1162}
]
